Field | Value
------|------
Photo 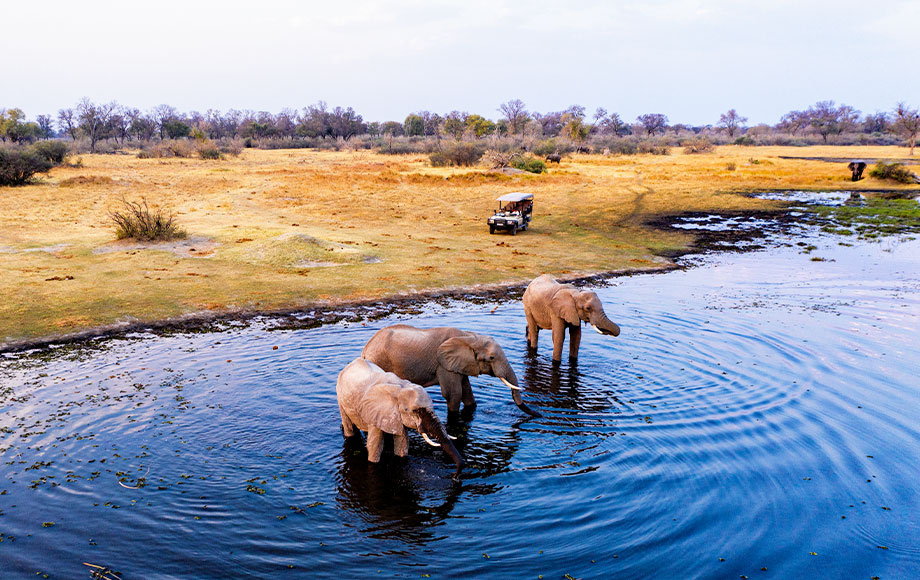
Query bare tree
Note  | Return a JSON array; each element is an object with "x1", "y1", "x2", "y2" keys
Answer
[
  {"x1": 718, "y1": 109, "x2": 748, "y2": 138},
  {"x1": 76, "y1": 98, "x2": 116, "y2": 152},
  {"x1": 57, "y1": 108, "x2": 79, "y2": 141},
  {"x1": 806, "y1": 101, "x2": 860, "y2": 144},
  {"x1": 778, "y1": 110, "x2": 809, "y2": 136},
  {"x1": 891, "y1": 102, "x2": 920, "y2": 155},
  {"x1": 637, "y1": 113, "x2": 668, "y2": 136},
  {"x1": 498, "y1": 99, "x2": 528, "y2": 135}
]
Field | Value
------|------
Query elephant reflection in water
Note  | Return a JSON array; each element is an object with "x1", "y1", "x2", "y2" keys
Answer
[{"x1": 521, "y1": 352, "x2": 616, "y2": 416}]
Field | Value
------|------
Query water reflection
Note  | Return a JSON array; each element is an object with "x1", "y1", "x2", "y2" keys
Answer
[{"x1": 334, "y1": 436, "x2": 463, "y2": 546}]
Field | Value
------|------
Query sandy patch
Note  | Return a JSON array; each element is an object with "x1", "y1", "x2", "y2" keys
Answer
[{"x1": 93, "y1": 236, "x2": 219, "y2": 258}]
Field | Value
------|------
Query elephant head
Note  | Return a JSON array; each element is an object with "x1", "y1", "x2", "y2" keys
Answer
[
  {"x1": 436, "y1": 333, "x2": 541, "y2": 417},
  {"x1": 357, "y1": 379, "x2": 465, "y2": 477},
  {"x1": 551, "y1": 287, "x2": 621, "y2": 337}
]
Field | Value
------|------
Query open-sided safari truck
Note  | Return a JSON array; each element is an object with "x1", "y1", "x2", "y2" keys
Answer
[{"x1": 487, "y1": 192, "x2": 533, "y2": 235}]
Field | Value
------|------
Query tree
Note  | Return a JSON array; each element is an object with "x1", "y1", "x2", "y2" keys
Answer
[
  {"x1": 108, "y1": 106, "x2": 132, "y2": 144},
  {"x1": 152, "y1": 104, "x2": 179, "y2": 139},
  {"x1": 637, "y1": 113, "x2": 668, "y2": 136},
  {"x1": 128, "y1": 109, "x2": 157, "y2": 141},
  {"x1": 891, "y1": 102, "x2": 920, "y2": 155},
  {"x1": 862, "y1": 112, "x2": 890, "y2": 134},
  {"x1": 718, "y1": 109, "x2": 748, "y2": 138},
  {"x1": 444, "y1": 111, "x2": 467, "y2": 140},
  {"x1": 162, "y1": 118, "x2": 192, "y2": 139},
  {"x1": 57, "y1": 108, "x2": 79, "y2": 141},
  {"x1": 76, "y1": 98, "x2": 116, "y2": 152},
  {"x1": 403, "y1": 113, "x2": 424, "y2": 137},
  {"x1": 562, "y1": 113, "x2": 589, "y2": 143},
  {"x1": 777, "y1": 110, "x2": 809, "y2": 136},
  {"x1": 36, "y1": 115, "x2": 54, "y2": 139},
  {"x1": 328, "y1": 106, "x2": 365, "y2": 141},
  {"x1": 806, "y1": 100, "x2": 859, "y2": 143},
  {"x1": 498, "y1": 99, "x2": 528, "y2": 135},
  {"x1": 465, "y1": 114, "x2": 495, "y2": 138}
]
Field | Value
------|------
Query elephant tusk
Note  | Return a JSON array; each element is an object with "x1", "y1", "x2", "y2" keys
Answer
[
  {"x1": 500, "y1": 377, "x2": 522, "y2": 391},
  {"x1": 591, "y1": 324, "x2": 604, "y2": 335},
  {"x1": 448, "y1": 435, "x2": 457, "y2": 440},
  {"x1": 421, "y1": 432, "x2": 441, "y2": 447}
]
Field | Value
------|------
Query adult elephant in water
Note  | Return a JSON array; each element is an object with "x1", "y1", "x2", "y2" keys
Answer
[
  {"x1": 336, "y1": 358, "x2": 464, "y2": 478},
  {"x1": 523, "y1": 274, "x2": 621, "y2": 362},
  {"x1": 362, "y1": 324, "x2": 541, "y2": 417}
]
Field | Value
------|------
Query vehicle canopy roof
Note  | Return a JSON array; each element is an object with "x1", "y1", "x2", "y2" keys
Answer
[{"x1": 495, "y1": 192, "x2": 534, "y2": 202}]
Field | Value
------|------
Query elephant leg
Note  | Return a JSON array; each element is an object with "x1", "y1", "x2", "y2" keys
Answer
[
  {"x1": 461, "y1": 375, "x2": 476, "y2": 409},
  {"x1": 525, "y1": 310, "x2": 540, "y2": 351},
  {"x1": 366, "y1": 427, "x2": 385, "y2": 463},
  {"x1": 551, "y1": 319, "x2": 567, "y2": 362},
  {"x1": 437, "y1": 368, "x2": 465, "y2": 413},
  {"x1": 568, "y1": 325, "x2": 582, "y2": 361},
  {"x1": 339, "y1": 404, "x2": 356, "y2": 437},
  {"x1": 393, "y1": 428, "x2": 408, "y2": 458}
]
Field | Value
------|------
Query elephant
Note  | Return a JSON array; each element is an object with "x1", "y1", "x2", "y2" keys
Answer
[
  {"x1": 336, "y1": 358, "x2": 464, "y2": 477},
  {"x1": 362, "y1": 324, "x2": 541, "y2": 417},
  {"x1": 523, "y1": 274, "x2": 621, "y2": 362},
  {"x1": 848, "y1": 160, "x2": 867, "y2": 181},
  {"x1": 546, "y1": 153, "x2": 562, "y2": 163}
]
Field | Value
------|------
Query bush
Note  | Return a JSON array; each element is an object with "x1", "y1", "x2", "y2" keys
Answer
[
  {"x1": 137, "y1": 140, "x2": 196, "y2": 159},
  {"x1": 109, "y1": 197, "x2": 186, "y2": 241},
  {"x1": 734, "y1": 135, "x2": 755, "y2": 146},
  {"x1": 31, "y1": 140, "x2": 69, "y2": 164},
  {"x1": 638, "y1": 141, "x2": 671, "y2": 155},
  {"x1": 532, "y1": 139, "x2": 573, "y2": 157},
  {"x1": 869, "y1": 162, "x2": 918, "y2": 184},
  {"x1": 198, "y1": 145, "x2": 222, "y2": 160},
  {"x1": 510, "y1": 154, "x2": 546, "y2": 174},
  {"x1": 429, "y1": 143, "x2": 485, "y2": 167},
  {"x1": 682, "y1": 138, "x2": 714, "y2": 154},
  {"x1": 0, "y1": 148, "x2": 53, "y2": 186}
]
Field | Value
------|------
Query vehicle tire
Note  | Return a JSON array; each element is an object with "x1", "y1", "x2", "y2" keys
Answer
[
  {"x1": 489, "y1": 226, "x2": 495, "y2": 234},
  {"x1": 511, "y1": 225, "x2": 517, "y2": 236}
]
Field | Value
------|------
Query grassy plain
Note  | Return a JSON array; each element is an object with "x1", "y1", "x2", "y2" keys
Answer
[{"x1": 1, "y1": 145, "x2": 917, "y2": 346}]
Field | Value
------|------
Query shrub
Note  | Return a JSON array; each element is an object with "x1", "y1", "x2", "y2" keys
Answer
[
  {"x1": 0, "y1": 148, "x2": 53, "y2": 186},
  {"x1": 109, "y1": 197, "x2": 187, "y2": 241},
  {"x1": 31, "y1": 140, "x2": 69, "y2": 164},
  {"x1": 638, "y1": 141, "x2": 671, "y2": 155},
  {"x1": 429, "y1": 143, "x2": 485, "y2": 167},
  {"x1": 682, "y1": 138, "x2": 714, "y2": 154},
  {"x1": 869, "y1": 162, "x2": 918, "y2": 184},
  {"x1": 734, "y1": 135, "x2": 755, "y2": 146},
  {"x1": 510, "y1": 154, "x2": 546, "y2": 174},
  {"x1": 483, "y1": 149, "x2": 513, "y2": 169},
  {"x1": 198, "y1": 145, "x2": 222, "y2": 160},
  {"x1": 532, "y1": 139, "x2": 573, "y2": 157},
  {"x1": 219, "y1": 140, "x2": 244, "y2": 157},
  {"x1": 137, "y1": 140, "x2": 196, "y2": 159},
  {"x1": 726, "y1": 162, "x2": 737, "y2": 171}
]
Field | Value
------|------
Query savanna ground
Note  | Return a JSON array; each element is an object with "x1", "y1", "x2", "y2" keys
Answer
[{"x1": 2, "y1": 145, "x2": 917, "y2": 347}]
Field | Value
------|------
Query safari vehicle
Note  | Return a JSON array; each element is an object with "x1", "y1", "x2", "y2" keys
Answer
[{"x1": 488, "y1": 192, "x2": 533, "y2": 235}]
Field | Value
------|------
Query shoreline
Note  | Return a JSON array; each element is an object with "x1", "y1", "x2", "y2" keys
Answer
[{"x1": 1, "y1": 205, "x2": 799, "y2": 355}]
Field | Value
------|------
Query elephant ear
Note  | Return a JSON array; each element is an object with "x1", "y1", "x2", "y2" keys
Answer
[
  {"x1": 357, "y1": 382, "x2": 404, "y2": 435},
  {"x1": 550, "y1": 288, "x2": 581, "y2": 326},
  {"x1": 437, "y1": 336, "x2": 480, "y2": 376}
]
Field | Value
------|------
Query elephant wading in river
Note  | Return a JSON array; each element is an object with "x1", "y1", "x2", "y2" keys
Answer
[
  {"x1": 523, "y1": 274, "x2": 621, "y2": 362},
  {"x1": 362, "y1": 324, "x2": 541, "y2": 417},
  {"x1": 336, "y1": 358, "x2": 464, "y2": 477}
]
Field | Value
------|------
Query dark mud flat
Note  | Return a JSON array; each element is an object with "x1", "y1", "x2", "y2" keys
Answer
[{"x1": 2, "y1": 194, "x2": 919, "y2": 579}]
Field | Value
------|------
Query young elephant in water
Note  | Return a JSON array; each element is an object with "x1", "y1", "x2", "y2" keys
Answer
[
  {"x1": 362, "y1": 324, "x2": 541, "y2": 417},
  {"x1": 523, "y1": 274, "x2": 621, "y2": 362},
  {"x1": 336, "y1": 358, "x2": 464, "y2": 477}
]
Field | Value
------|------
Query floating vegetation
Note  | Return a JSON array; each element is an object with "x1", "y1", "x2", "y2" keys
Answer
[{"x1": 804, "y1": 198, "x2": 920, "y2": 240}]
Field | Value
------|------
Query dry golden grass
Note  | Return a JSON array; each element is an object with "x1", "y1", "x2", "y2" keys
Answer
[{"x1": 1, "y1": 145, "x2": 917, "y2": 345}]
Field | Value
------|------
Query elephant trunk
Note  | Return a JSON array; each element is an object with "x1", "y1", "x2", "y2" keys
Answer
[
  {"x1": 418, "y1": 408, "x2": 465, "y2": 478},
  {"x1": 494, "y1": 362, "x2": 542, "y2": 418},
  {"x1": 590, "y1": 312, "x2": 621, "y2": 337}
]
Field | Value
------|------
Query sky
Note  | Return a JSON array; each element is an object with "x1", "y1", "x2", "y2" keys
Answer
[{"x1": 3, "y1": 0, "x2": 918, "y2": 126}]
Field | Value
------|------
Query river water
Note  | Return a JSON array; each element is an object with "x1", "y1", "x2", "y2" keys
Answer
[{"x1": 1, "y1": 195, "x2": 919, "y2": 579}]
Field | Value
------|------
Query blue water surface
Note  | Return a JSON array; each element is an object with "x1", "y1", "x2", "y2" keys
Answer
[{"x1": 1, "y1": 211, "x2": 919, "y2": 579}]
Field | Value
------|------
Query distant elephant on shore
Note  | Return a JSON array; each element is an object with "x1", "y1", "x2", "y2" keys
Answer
[
  {"x1": 523, "y1": 274, "x2": 620, "y2": 362},
  {"x1": 848, "y1": 160, "x2": 867, "y2": 181},
  {"x1": 362, "y1": 324, "x2": 541, "y2": 417},
  {"x1": 336, "y1": 358, "x2": 464, "y2": 477}
]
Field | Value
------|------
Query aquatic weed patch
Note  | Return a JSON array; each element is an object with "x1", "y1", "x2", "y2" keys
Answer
[{"x1": 806, "y1": 198, "x2": 920, "y2": 239}]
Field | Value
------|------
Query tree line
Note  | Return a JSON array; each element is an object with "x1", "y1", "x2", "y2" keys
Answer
[{"x1": 2, "y1": 98, "x2": 919, "y2": 154}]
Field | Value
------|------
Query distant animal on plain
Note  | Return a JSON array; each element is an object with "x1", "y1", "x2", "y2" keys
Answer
[{"x1": 546, "y1": 153, "x2": 562, "y2": 163}]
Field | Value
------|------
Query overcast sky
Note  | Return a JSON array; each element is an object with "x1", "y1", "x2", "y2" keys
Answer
[{"x1": 4, "y1": 0, "x2": 917, "y2": 125}]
